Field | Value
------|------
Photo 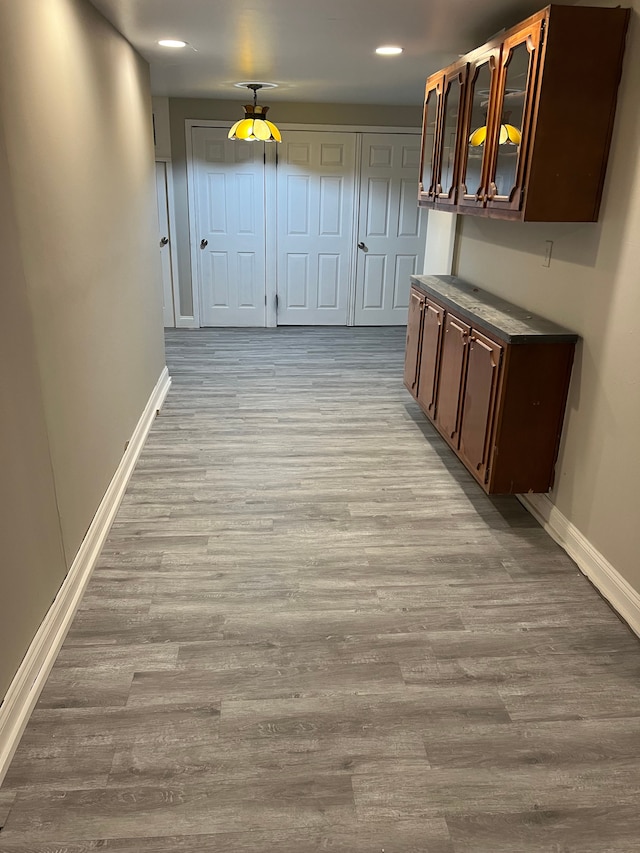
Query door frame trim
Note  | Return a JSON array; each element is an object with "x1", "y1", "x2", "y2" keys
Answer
[
  {"x1": 156, "y1": 157, "x2": 180, "y2": 328},
  {"x1": 155, "y1": 157, "x2": 182, "y2": 328},
  {"x1": 185, "y1": 120, "x2": 421, "y2": 328}
]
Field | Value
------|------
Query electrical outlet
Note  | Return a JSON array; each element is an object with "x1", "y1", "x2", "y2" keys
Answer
[{"x1": 542, "y1": 240, "x2": 553, "y2": 268}]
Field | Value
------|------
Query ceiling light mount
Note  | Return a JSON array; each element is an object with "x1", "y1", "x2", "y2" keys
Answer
[{"x1": 228, "y1": 83, "x2": 281, "y2": 143}]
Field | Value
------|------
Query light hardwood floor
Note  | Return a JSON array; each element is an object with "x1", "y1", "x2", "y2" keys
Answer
[{"x1": 2, "y1": 327, "x2": 640, "y2": 852}]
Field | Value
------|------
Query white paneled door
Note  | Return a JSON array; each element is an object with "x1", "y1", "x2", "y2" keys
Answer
[
  {"x1": 190, "y1": 126, "x2": 424, "y2": 327},
  {"x1": 276, "y1": 132, "x2": 357, "y2": 325},
  {"x1": 155, "y1": 161, "x2": 176, "y2": 327},
  {"x1": 192, "y1": 127, "x2": 267, "y2": 327},
  {"x1": 354, "y1": 134, "x2": 426, "y2": 325}
]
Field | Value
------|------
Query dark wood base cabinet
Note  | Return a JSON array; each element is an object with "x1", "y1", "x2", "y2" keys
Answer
[{"x1": 404, "y1": 275, "x2": 578, "y2": 495}]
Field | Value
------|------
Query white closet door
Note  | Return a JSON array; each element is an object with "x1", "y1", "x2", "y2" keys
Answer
[
  {"x1": 354, "y1": 134, "x2": 426, "y2": 325},
  {"x1": 155, "y1": 161, "x2": 175, "y2": 327},
  {"x1": 276, "y1": 131, "x2": 356, "y2": 325},
  {"x1": 192, "y1": 127, "x2": 267, "y2": 327}
]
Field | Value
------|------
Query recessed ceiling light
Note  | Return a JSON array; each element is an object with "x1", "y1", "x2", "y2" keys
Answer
[
  {"x1": 376, "y1": 45, "x2": 403, "y2": 55},
  {"x1": 158, "y1": 39, "x2": 187, "y2": 48}
]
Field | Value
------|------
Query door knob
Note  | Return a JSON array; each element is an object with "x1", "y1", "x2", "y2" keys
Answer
[
  {"x1": 357, "y1": 241, "x2": 367, "y2": 251},
  {"x1": 159, "y1": 236, "x2": 169, "y2": 247},
  {"x1": 200, "y1": 239, "x2": 208, "y2": 249}
]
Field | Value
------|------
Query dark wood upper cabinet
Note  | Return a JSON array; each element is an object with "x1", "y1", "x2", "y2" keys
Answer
[
  {"x1": 418, "y1": 61, "x2": 468, "y2": 208},
  {"x1": 418, "y1": 78, "x2": 441, "y2": 205},
  {"x1": 419, "y1": 4, "x2": 630, "y2": 222},
  {"x1": 436, "y1": 64, "x2": 468, "y2": 207},
  {"x1": 458, "y1": 47, "x2": 501, "y2": 213}
]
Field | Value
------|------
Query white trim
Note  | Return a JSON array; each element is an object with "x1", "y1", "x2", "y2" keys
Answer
[
  {"x1": 518, "y1": 493, "x2": 640, "y2": 640},
  {"x1": 165, "y1": 160, "x2": 182, "y2": 328},
  {"x1": 265, "y1": 144, "x2": 278, "y2": 328},
  {"x1": 175, "y1": 315, "x2": 199, "y2": 330},
  {"x1": 156, "y1": 157, "x2": 186, "y2": 328},
  {"x1": 0, "y1": 367, "x2": 171, "y2": 785},
  {"x1": 347, "y1": 132, "x2": 364, "y2": 327},
  {"x1": 185, "y1": 125, "x2": 203, "y2": 328}
]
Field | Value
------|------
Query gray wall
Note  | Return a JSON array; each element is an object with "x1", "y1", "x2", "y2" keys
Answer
[
  {"x1": 0, "y1": 0, "x2": 166, "y2": 696},
  {"x1": 453, "y1": 1, "x2": 640, "y2": 592},
  {"x1": 168, "y1": 98, "x2": 422, "y2": 318}
]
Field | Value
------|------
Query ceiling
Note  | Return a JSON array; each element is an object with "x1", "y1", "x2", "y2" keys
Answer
[{"x1": 89, "y1": 0, "x2": 552, "y2": 106}]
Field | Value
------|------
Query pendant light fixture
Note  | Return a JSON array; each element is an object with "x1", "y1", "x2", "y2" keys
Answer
[
  {"x1": 228, "y1": 83, "x2": 281, "y2": 142},
  {"x1": 469, "y1": 123, "x2": 521, "y2": 147}
]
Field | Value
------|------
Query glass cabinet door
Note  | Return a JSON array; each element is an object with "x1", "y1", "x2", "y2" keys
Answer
[
  {"x1": 418, "y1": 79, "x2": 441, "y2": 204},
  {"x1": 486, "y1": 22, "x2": 543, "y2": 210},
  {"x1": 436, "y1": 65, "x2": 466, "y2": 205},
  {"x1": 459, "y1": 49, "x2": 501, "y2": 210}
]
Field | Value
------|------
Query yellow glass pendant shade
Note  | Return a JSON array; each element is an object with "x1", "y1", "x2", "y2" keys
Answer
[
  {"x1": 469, "y1": 125, "x2": 487, "y2": 146},
  {"x1": 500, "y1": 123, "x2": 521, "y2": 145},
  {"x1": 228, "y1": 118, "x2": 255, "y2": 140},
  {"x1": 469, "y1": 123, "x2": 521, "y2": 147},
  {"x1": 265, "y1": 121, "x2": 281, "y2": 142},
  {"x1": 252, "y1": 119, "x2": 272, "y2": 140},
  {"x1": 228, "y1": 85, "x2": 281, "y2": 142}
]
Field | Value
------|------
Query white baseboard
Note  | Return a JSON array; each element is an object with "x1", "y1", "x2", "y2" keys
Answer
[
  {"x1": 0, "y1": 367, "x2": 171, "y2": 785},
  {"x1": 518, "y1": 493, "x2": 640, "y2": 639},
  {"x1": 176, "y1": 315, "x2": 199, "y2": 329}
]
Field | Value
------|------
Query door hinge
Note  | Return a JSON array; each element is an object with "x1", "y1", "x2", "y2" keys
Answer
[{"x1": 275, "y1": 293, "x2": 279, "y2": 309}]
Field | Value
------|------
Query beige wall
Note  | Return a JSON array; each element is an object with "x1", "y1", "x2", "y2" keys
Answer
[
  {"x1": 0, "y1": 122, "x2": 68, "y2": 698},
  {"x1": 168, "y1": 98, "x2": 422, "y2": 317},
  {"x1": 453, "y1": 2, "x2": 640, "y2": 592},
  {"x1": 0, "y1": 0, "x2": 166, "y2": 694}
]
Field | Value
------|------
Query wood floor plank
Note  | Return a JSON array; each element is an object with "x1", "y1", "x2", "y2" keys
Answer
[
  {"x1": 2, "y1": 327, "x2": 640, "y2": 850},
  {"x1": 0, "y1": 820, "x2": 454, "y2": 853}
]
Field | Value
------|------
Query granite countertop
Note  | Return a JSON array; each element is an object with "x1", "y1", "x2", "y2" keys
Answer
[{"x1": 411, "y1": 275, "x2": 579, "y2": 344}]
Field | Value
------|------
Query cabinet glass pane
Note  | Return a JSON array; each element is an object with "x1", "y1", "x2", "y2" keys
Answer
[
  {"x1": 463, "y1": 62, "x2": 492, "y2": 196},
  {"x1": 493, "y1": 41, "x2": 531, "y2": 198},
  {"x1": 440, "y1": 77, "x2": 462, "y2": 195},
  {"x1": 421, "y1": 89, "x2": 438, "y2": 193}
]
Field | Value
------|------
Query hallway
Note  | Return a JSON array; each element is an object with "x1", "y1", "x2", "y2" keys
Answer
[{"x1": 2, "y1": 327, "x2": 640, "y2": 851}]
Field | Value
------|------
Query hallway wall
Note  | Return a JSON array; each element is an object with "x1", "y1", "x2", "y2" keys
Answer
[
  {"x1": 0, "y1": 0, "x2": 166, "y2": 695},
  {"x1": 453, "y1": 0, "x2": 640, "y2": 595}
]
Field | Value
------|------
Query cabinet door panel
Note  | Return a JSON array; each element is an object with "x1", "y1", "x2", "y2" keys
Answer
[
  {"x1": 418, "y1": 79, "x2": 441, "y2": 205},
  {"x1": 403, "y1": 288, "x2": 424, "y2": 396},
  {"x1": 436, "y1": 315, "x2": 470, "y2": 445},
  {"x1": 486, "y1": 22, "x2": 543, "y2": 211},
  {"x1": 459, "y1": 330, "x2": 502, "y2": 481},
  {"x1": 416, "y1": 300, "x2": 444, "y2": 417},
  {"x1": 459, "y1": 48, "x2": 501, "y2": 211},
  {"x1": 436, "y1": 66, "x2": 467, "y2": 206}
]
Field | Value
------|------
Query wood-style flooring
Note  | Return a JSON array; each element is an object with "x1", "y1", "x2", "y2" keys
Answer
[{"x1": 2, "y1": 327, "x2": 640, "y2": 852}]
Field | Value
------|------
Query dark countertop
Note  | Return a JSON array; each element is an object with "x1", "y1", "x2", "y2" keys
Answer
[{"x1": 411, "y1": 275, "x2": 579, "y2": 344}]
